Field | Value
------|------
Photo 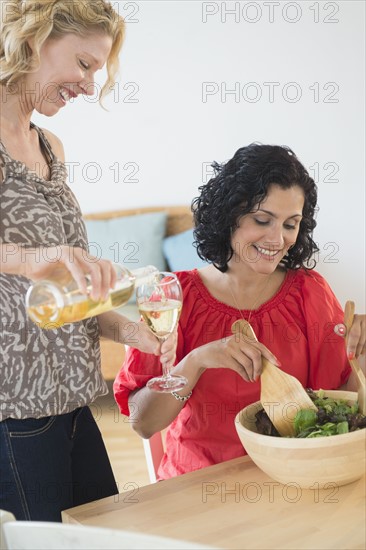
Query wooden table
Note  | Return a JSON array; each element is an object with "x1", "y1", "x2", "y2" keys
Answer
[{"x1": 62, "y1": 457, "x2": 366, "y2": 550}]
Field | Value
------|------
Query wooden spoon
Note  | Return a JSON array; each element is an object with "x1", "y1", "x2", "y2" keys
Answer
[
  {"x1": 231, "y1": 319, "x2": 317, "y2": 437},
  {"x1": 344, "y1": 301, "x2": 366, "y2": 415}
]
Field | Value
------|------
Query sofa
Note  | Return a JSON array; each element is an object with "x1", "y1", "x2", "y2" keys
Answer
[{"x1": 83, "y1": 205, "x2": 205, "y2": 380}]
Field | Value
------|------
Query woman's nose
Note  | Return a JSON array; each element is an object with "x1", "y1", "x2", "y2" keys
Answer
[
  {"x1": 264, "y1": 224, "x2": 285, "y2": 249},
  {"x1": 80, "y1": 79, "x2": 95, "y2": 96},
  {"x1": 78, "y1": 71, "x2": 95, "y2": 96}
]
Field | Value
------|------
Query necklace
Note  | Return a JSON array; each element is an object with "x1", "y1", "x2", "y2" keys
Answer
[{"x1": 227, "y1": 273, "x2": 274, "y2": 324}]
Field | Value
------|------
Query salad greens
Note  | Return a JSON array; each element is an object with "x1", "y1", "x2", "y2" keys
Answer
[
  {"x1": 294, "y1": 390, "x2": 361, "y2": 438},
  {"x1": 255, "y1": 389, "x2": 366, "y2": 438}
]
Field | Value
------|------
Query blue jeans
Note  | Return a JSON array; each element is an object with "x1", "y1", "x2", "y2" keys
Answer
[{"x1": 0, "y1": 407, "x2": 118, "y2": 521}]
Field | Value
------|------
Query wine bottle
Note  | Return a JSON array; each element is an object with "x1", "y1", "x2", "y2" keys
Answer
[{"x1": 26, "y1": 264, "x2": 158, "y2": 329}]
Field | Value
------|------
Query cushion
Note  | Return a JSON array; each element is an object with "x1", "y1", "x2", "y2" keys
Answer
[
  {"x1": 84, "y1": 211, "x2": 168, "y2": 273},
  {"x1": 163, "y1": 229, "x2": 208, "y2": 271}
]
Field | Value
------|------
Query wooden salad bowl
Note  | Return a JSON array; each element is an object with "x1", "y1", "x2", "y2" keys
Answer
[{"x1": 235, "y1": 390, "x2": 366, "y2": 489}]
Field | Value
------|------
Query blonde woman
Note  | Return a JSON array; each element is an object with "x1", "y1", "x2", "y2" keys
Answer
[{"x1": 0, "y1": 0, "x2": 174, "y2": 521}]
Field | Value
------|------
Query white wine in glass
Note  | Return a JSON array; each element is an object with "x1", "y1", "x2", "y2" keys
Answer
[{"x1": 136, "y1": 272, "x2": 187, "y2": 392}]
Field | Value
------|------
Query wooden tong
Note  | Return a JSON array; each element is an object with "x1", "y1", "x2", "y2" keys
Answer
[
  {"x1": 232, "y1": 320, "x2": 316, "y2": 437},
  {"x1": 344, "y1": 301, "x2": 366, "y2": 415}
]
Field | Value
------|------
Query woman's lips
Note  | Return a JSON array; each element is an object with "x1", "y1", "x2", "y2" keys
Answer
[{"x1": 253, "y1": 244, "x2": 281, "y2": 259}]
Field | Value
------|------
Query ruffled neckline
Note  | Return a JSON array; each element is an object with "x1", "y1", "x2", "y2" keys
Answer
[{"x1": 189, "y1": 268, "x2": 297, "y2": 318}]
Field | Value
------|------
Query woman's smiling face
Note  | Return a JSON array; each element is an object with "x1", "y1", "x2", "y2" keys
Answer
[
  {"x1": 23, "y1": 32, "x2": 112, "y2": 116},
  {"x1": 230, "y1": 184, "x2": 305, "y2": 274}
]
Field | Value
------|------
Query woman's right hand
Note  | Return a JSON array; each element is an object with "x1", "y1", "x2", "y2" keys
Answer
[
  {"x1": 25, "y1": 245, "x2": 116, "y2": 301},
  {"x1": 187, "y1": 332, "x2": 281, "y2": 383},
  {"x1": 19, "y1": 245, "x2": 116, "y2": 301}
]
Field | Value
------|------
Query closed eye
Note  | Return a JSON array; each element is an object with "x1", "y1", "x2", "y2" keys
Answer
[
  {"x1": 79, "y1": 59, "x2": 89, "y2": 70},
  {"x1": 255, "y1": 219, "x2": 297, "y2": 230}
]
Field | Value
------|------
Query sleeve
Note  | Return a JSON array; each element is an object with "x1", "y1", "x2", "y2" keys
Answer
[
  {"x1": 113, "y1": 319, "x2": 186, "y2": 417},
  {"x1": 301, "y1": 271, "x2": 351, "y2": 390},
  {"x1": 113, "y1": 347, "x2": 162, "y2": 416},
  {"x1": 113, "y1": 271, "x2": 191, "y2": 416}
]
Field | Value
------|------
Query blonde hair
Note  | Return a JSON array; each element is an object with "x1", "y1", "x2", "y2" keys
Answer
[{"x1": 0, "y1": 0, "x2": 125, "y2": 103}]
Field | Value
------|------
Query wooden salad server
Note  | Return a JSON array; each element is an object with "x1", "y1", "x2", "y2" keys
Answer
[
  {"x1": 232, "y1": 319, "x2": 317, "y2": 437},
  {"x1": 344, "y1": 301, "x2": 366, "y2": 415}
]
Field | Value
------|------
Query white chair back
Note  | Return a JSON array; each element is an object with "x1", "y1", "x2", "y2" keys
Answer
[
  {"x1": 0, "y1": 509, "x2": 15, "y2": 550},
  {"x1": 142, "y1": 431, "x2": 164, "y2": 483},
  {"x1": 1, "y1": 517, "x2": 216, "y2": 549}
]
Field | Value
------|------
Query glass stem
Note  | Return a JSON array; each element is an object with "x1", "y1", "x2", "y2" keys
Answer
[
  {"x1": 162, "y1": 362, "x2": 172, "y2": 380},
  {"x1": 160, "y1": 336, "x2": 172, "y2": 380}
]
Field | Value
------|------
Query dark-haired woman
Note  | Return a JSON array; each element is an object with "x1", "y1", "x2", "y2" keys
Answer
[{"x1": 114, "y1": 144, "x2": 366, "y2": 480}]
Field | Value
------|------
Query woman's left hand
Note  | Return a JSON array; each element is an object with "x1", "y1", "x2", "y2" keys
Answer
[
  {"x1": 98, "y1": 312, "x2": 178, "y2": 366},
  {"x1": 335, "y1": 310, "x2": 366, "y2": 359},
  {"x1": 126, "y1": 321, "x2": 178, "y2": 367}
]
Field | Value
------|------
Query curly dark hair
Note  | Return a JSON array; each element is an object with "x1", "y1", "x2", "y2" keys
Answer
[{"x1": 192, "y1": 143, "x2": 319, "y2": 272}]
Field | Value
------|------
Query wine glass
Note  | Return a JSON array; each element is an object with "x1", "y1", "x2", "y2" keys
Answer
[{"x1": 136, "y1": 271, "x2": 187, "y2": 392}]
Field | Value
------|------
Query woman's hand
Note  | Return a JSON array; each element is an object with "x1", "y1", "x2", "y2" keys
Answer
[
  {"x1": 160, "y1": 331, "x2": 178, "y2": 368},
  {"x1": 22, "y1": 245, "x2": 116, "y2": 301},
  {"x1": 335, "y1": 309, "x2": 366, "y2": 359},
  {"x1": 1, "y1": 243, "x2": 116, "y2": 301},
  {"x1": 346, "y1": 313, "x2": 366, "y2": 359},
  {"x1": 187, "y1": 332, "x2": 281, "y2": 383},
  {"x1": 123, "y1": 321, "x2": 178, "y2": 367}
]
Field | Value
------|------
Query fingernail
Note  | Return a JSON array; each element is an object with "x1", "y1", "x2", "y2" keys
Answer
[
  {"x1": 348, "y1": 351, "x2": 355, "y2": 360},
  {"x1": 334, "y1": 323, "x2": 346, "y2": 336},
  {"x1": 275, "y1": 360, "x2": 282, "y2": 367}
]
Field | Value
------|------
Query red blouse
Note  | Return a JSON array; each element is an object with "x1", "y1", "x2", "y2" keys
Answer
[{"x1": 114, "y1": 269, "x2": 351, "y2": 479}]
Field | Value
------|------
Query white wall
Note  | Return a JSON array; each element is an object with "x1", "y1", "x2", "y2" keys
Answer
[{"x1": 33, "y1": 0, "x2": 365, "y2": 308}]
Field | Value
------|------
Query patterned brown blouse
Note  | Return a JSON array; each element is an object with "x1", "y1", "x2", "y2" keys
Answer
[{"x1": 0, "y1": 123, "x2": 107, "y2": 420}]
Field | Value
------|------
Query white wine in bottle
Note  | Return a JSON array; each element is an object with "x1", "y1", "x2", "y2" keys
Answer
[{"x1": 26, "y1": 264, "x2": 158, "y2": 329}]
